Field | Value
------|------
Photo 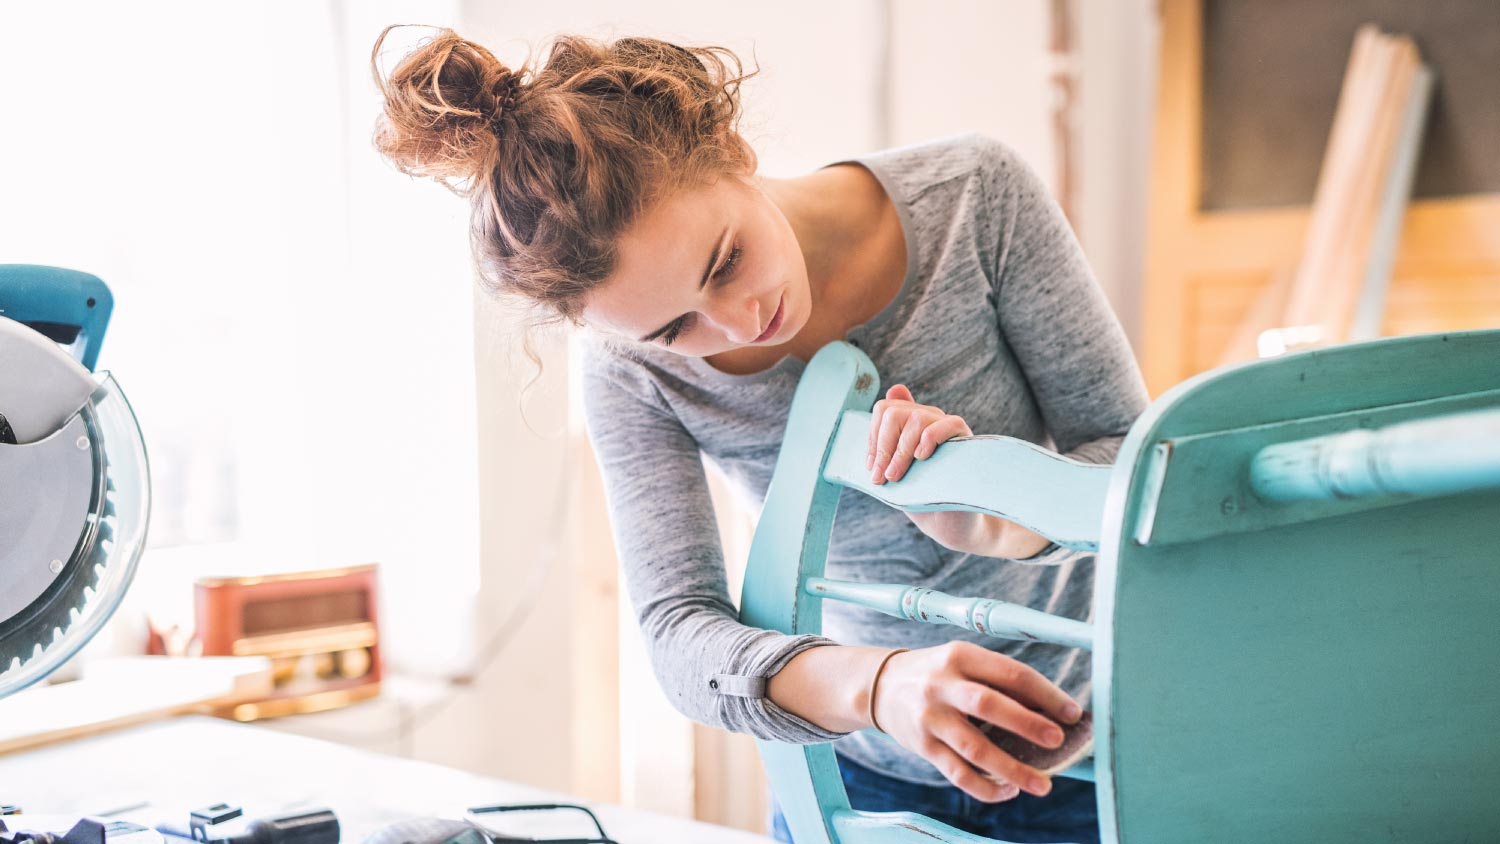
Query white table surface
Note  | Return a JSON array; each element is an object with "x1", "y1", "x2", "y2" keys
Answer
[{"x1": 0, "y1": 715, "x2": 774, "y2": 844}]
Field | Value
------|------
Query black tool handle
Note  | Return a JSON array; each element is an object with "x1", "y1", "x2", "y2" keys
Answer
[{"x1": 242, "y1": 809, "x2": 339, "y2": 844}]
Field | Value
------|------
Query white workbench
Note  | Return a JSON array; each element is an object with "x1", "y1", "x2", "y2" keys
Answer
[{"x1": 0, "y1": 716, "x2": 774, "y2": 844}]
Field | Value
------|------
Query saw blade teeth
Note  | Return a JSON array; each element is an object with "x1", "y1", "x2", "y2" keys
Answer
[{"x1": 0, "y1": 447, "x2": 140, "y2": 686}]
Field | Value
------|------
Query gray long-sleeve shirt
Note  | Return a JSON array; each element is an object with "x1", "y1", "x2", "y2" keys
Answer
[{"x1": 580, "y1": 133, "x2": 1149, "y2": 786}]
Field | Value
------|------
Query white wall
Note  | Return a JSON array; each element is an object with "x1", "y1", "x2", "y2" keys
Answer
[
  {"x1": 1075, "y1": 0, "x2": 1159, "y2": 347},
  {"x1": 887, "y1": 1, "x2": 1056, "y2": 188}
]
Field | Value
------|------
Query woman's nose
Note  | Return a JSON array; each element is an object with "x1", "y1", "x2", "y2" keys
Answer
[{"x1": 703, "y1": 293, "x2": 762, "y2": 344}]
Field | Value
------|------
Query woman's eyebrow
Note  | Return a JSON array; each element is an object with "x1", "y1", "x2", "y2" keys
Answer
[
  {"x1": 637, "y1": 225, "x2": 730, "y2": 342},
  {"x1": 698, "y1": 225, "x2": 730, "y2": 290}
]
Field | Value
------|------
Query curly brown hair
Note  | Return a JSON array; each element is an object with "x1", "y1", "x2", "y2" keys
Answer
[{"x1": 370, "y1": 25, "x2": 757, "y2": 327}]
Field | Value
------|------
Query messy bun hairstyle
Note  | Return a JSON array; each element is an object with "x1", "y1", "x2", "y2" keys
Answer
[{"x1": 370, "y1": 26, "x2": 757, "y2": 326}]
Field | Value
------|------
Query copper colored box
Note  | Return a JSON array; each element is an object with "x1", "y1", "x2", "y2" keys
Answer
[{"x1": 193, "y1": 564, "x2": 382, "y2": 721}]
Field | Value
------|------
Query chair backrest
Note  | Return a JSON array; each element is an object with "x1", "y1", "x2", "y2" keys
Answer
[{"x1": 740, "y1": 331, "x2": 1500, "y2": 844}]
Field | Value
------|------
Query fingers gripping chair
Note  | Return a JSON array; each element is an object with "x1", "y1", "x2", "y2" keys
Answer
[{"x1": 739, "y1": 331, "x2": 1500, "y2": 844}]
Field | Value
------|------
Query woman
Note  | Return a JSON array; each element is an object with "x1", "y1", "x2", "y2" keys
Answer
[{"x1": 371, "y1": 26, "x2": 1147, "y2": 844}]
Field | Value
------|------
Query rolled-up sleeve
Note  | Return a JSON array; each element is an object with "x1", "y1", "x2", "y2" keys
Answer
[{"x1": 580, "y1": 347, "x2": 846, "y2": 743}]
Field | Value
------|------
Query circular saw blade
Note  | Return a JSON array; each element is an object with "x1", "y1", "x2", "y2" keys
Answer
[
  {"x1": 0, "y1": 408, "x2": 111, "y2": 671},
  {"x1": 0, "y1": 320, "x2": 150, "y2": 697}
]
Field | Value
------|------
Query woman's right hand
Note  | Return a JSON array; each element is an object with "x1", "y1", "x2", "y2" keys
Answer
[{"x1": 871, "y1": 641, "x2": 1083, "y2": 803}]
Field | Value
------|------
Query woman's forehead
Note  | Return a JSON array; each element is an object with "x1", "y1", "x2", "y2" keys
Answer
[
  {"x1": 581, "y1": 180, "x2": 740, "y2": 331},
  {"x1": 609, "y1": 180, "x2": 743, "y2": 288}
]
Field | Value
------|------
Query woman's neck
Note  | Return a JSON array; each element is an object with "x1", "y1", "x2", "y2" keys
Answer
[{"x1": 758, "y1": 165, "x2": 894, "y2": 316}]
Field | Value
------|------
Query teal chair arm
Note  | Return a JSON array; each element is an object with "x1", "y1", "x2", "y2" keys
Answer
[{"x1": 823, "y1": 411, "x2": 1111, "y2": 552}]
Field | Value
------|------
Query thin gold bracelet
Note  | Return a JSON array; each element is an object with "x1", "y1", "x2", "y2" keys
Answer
[{"x1": 867, "y1": 648, "x2": 909, "y2": 733}]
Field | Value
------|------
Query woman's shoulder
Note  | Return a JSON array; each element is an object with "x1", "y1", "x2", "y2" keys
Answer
[
  {"x1": 581, "y1": 330, "x2": 670, "y2": 382},
  {"x1": 580, "y1": 331, "x2": 717, "y2": 414},
  {"x1": 851, "y1": 132, "x2": 1024, "y2": 200}
]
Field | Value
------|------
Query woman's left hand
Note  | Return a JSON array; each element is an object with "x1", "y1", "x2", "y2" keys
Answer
[{"x1": 867, "y1": 385, "x2": 1051, "y2": 559}]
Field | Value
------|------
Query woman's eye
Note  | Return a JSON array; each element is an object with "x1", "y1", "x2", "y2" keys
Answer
[
  {"x1": 657, "y1": 245, "x2": 739, "y2": 347},
  {"x1": 713, "y1": 245, "x2": 742, "y2": 282},
  {"x1": 660, "y1": 315, "x2": 690, "y2": 346}
]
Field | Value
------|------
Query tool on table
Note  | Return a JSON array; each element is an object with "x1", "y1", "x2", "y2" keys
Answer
[
  {"x1": 365, "y1": 804, "x2": 616, "y2": 844},
  {"x1": 0, "y1": 805, "x2": 339, "y2": 844},
  {"x1": 0, "y1": 265, "x2": 150, "y2": 700},
  {"x1": 168, "y1": 804, "x2": 340, "y2": 844},
  {"x1": 0, "y1": 817, "x2": 161, "y2": 844}
]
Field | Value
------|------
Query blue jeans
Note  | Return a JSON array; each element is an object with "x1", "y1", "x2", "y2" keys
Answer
[{"x1": 768, "y1": 752, "x2": 1100, "y2": 844}]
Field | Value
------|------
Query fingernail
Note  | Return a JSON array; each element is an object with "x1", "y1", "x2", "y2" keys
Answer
[
  {"x1": 1029, "y1": 777, "x2": 1051, "y2": 796},
  {"x1": 1063, "y1": 701, "x2": 1082, "y2": 722},
  {"x1": 1045, "y1": 727, "x2": 1064, "y2": 747}
]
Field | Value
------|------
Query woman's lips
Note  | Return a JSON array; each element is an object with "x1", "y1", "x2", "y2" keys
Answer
[{"x1": 753, "y1": 294, "x2": 786, "y2": 344}]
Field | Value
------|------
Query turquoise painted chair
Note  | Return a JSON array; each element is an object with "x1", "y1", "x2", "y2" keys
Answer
[{"x1": 739, "y1": 330, "x2": 1500, "y2": 844}]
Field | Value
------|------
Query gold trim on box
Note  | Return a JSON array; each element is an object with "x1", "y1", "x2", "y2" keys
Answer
[
  {"x1": 195, "y1": 563, "x2": 378, "y2": 589},
  {"x1": 231, "y1": 621, "x2": 378, "y2": 658},
  {"x1": 226, "y1": 683, "x2": 381, "y2": 722}
]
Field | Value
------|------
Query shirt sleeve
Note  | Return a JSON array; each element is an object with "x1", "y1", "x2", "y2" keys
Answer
[
  {"x1": 979, "y1": 136, "x2": 1149, "y2": 467},
  {"x1": 976, "y1": 136, "x2": 1149, "y2": 566},
  {"x1": 580, "y1": 344, "x2": 847, "y2": 744}
]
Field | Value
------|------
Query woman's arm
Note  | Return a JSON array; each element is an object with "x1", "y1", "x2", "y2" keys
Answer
[
  {"x1": 583, "y1": 343, "x2": 1082, "y2": 802},
  {"x1": 581, "y1": 346, "x2": 844, "y2": 744},
  {"x1": 981, "y1": 136, "x2": 1149, "y2": 463}
]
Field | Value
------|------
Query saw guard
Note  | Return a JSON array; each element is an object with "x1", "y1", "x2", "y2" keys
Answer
[{"x1": 0, "y1": 373, "x2": 150, "y2": 698}]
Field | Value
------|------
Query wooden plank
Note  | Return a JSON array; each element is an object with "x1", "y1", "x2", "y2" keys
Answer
[
  {"x1": 0, "y1": 656, "x2": 272, "y2": 755},
  {"x1": 1314, "y1": 37, "x2": 1419, "y2": 344},
  {"x1": 1279, "y1": 26, "x2": 1385, "y2": 333},
  {"x1": 1351, "y1": 65, "x2": 1435, "y2": 340}
]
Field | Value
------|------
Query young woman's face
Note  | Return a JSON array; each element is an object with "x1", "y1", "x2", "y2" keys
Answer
[{"x1": 582, "y1": 175, "x2": 812, "y2": 358}]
